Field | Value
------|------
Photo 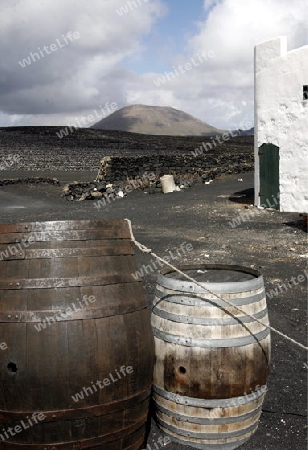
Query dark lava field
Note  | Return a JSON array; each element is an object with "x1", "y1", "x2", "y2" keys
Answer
[{"x1": 0, "y1": 126, "x2": 253, "y2": 172}]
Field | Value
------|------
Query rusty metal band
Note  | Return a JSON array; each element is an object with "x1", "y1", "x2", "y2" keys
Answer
[
  {"x1": 0, "y1": 302, "x2": 146, "y2": 323},
  {"x1": 155, "y1": 401, "x2": 263, "y2": 425},
  {"x1": 0, "y1": 418, "x2": 146, "y2": 449},
  {"x1": 153, "y1": 384, "x2": 267, "y2": 408},
  {"x1": 0, "y1": 274, "x2": 138, "y2": 290},
  {"x1": 0, "y1": 242, "x2": 134, "y2": 260},
  {"x1": 152, "y1": 305, "x2": 268, "y2": 326},
  {"x1": 156, "y1": 414, "x2": 258, "y2": 440},
  {"x1": 0, "y1": 386, "x2": 151, "y2": 422},
  {"x1": 159, "y1": 429, "x2": 254, "y2": 450},
  {"x1": 125, "y1": 436, "x2": 145, "y2": 450},
  {"x1": 154, "y1": 287, "x2": 265, "y2": 307},
  {"x1": 153, "y1": 326, "x2": 270, "y2": 348},
  {"x1": 0, "y1": 305, "x2": 146, "y2": 323},
  {"x1": 158, "y1": 264, "x2": 264, "y2": 295}
]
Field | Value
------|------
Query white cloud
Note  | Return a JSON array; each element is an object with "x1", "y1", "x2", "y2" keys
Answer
[
  {"x1": 134, "y1": 0, "x2": 307, "y2": 128},
  {"x1": 191, "y1": 0, "x2": 306, "y2": 63},
  {"x1": 0, "y1": 0, "x2": 165, "y2": 124},
  {"x1": 0, "y1": 0, "x2": 306, "y2": 129}
]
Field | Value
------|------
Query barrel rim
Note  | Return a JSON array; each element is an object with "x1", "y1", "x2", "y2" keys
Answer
[
  {"x1": 153, "y1": 384, "x2": 267, "y2": 408},
  {"x1": 158, "y1": 264, "x2": 264, "y2": 294},
  {"x1": 0, "y1": 219, "x2": 131, "y2": 234},
  {"x1": 0, "y1": 219, "x2": 128, "y2": 227}
]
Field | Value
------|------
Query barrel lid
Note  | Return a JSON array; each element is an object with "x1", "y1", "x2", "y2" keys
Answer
[{"x1": 158, "y1": 264, "x2": 263, "y2": 294}]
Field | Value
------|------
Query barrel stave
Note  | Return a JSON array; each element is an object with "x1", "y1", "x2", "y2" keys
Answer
[
  {"x1": 152, "y1": 264, "x2": 271, "y2": 449},
  {"x1": 0, "y1": 220, "x2": 154, "y2": 448}
]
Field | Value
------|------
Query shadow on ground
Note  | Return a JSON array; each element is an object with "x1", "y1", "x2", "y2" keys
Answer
[{"x1": 229, "y1": 187, "x2": 254, "y2": 205}]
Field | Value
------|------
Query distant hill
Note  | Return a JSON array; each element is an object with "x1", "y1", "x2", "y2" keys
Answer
[
  {"x1": 92, "y1": 104, "x2": 226, "y2": 136},
  {"x1": 237, "y1": 127, "x2": 254, "y2": 136}
]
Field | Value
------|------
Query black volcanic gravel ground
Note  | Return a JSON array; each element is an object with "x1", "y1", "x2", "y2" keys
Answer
[
  {"x1": 0, "y1": 169, "x2": 307, "y2": 450},
  {"x1": 0, "y1": 126, "x2": 253, "y2": 171}
]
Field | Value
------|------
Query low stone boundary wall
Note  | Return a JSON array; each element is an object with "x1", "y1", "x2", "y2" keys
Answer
[
  {"x1": 63, "y1": 151, "x2": 253, "y2": 201},
  {"x1": 0, "y1": 177, "x2": 60, "y2": 186},
  {"x1": 97, "y1": 152, "x2": 253, "y2": 183}
]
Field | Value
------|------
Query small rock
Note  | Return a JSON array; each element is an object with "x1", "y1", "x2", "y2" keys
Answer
[
  {"x1": 76, "y1": 193, "x2": 87, "y2": 202},
  {"x1": 62, "y1": 184, "x2": 71, "y2": 195},
  {"x1": 96, "y1": 183, "x2": 106, "y2": 192},
  {"x1": 91, "y1": 191, "x2": 103, "y2": 198}
]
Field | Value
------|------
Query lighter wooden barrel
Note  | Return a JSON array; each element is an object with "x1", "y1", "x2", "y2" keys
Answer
[
  {"x1": 0, "y1": 220, "x2": 154, "y2": 449},
  {"x1": 152, "y1": 264, "x2": 271, "y2": 450}
]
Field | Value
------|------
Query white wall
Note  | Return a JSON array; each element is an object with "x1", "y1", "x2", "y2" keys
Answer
[{"x1": 254, "y1": 37, "x2": 308, "y2": 212}]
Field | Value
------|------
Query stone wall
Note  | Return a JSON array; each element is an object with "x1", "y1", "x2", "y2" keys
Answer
[
  {"x1": 97, "y1": 152, "x2": 253, "y2": 183},
  {"x1": 63, "y1": 150, "x2": 254, "y2": 201}
]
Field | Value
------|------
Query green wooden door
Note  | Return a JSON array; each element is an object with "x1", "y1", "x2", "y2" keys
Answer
[{"x1": 259, "y1": 143, "x2": 280, "y2": 209}]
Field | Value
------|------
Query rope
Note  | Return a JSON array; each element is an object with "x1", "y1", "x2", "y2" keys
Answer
[
  {"x1": 125, "y1": 219, "x2": 308, "y2": 352},
  {"x1": 94, "y1": 168, "x2": 101, "y2": 183}
]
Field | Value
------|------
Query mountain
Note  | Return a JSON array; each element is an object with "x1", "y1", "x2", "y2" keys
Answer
[
  {"x1": 238, "y1": 127, "x2": 254, "y2": 136},
  {"x1": 92, "y1": 104, "x2": 225, "y2": 136}
]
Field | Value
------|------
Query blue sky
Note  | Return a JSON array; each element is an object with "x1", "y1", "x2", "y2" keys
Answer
[
  {"x1": 0, "y1": 0, "x2": 307, "y2": 128},
  {"x1": 123, "y1": 0, "x2": 206, "y2": 74},
  {"x1": 153, "y1": 0, "x2": 205, "y2": 58}
]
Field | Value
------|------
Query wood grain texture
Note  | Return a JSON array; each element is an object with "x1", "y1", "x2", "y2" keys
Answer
[
  {"x1": 152, "y1": 264, "x2": 271, "y2": 449},
  {"x1": 0, "y1": 220, "x2": 154, "y2": 449}
]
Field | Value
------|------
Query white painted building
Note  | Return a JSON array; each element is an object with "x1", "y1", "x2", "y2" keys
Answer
[{"x1": 254, "y1": 36, "x2": 308, "y2": 212}]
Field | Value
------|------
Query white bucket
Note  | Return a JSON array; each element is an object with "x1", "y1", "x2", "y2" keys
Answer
[{"x1": 160, "y1": 175, "x2": 176, "y2": 194}]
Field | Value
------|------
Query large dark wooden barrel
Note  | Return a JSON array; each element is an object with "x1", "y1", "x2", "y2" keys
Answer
[
  {"x1": 0, "y1": 220, "x2": 154, "y2": 449},
  {"x1": 152, "y1": 264, "x2": 271, "y2": 450}
]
